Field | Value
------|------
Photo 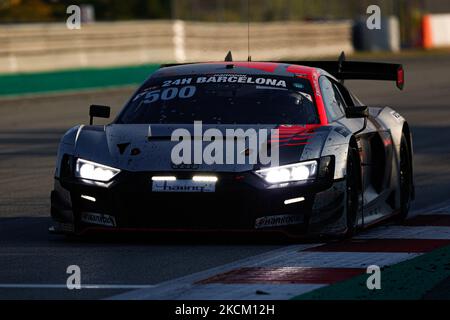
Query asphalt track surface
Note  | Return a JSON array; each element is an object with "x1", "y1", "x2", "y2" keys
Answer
[{"x1": 0, "y1": 55, "x2": 450, "y2": 299}]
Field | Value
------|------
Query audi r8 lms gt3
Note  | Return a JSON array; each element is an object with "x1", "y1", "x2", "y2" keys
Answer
[{"x1": 50, "y1": 54, "x2": 414, "y2": 237}]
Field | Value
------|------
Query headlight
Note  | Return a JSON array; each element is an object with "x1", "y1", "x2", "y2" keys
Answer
[
  {"x1": 75, "y1": 159, "x2": 120, "y2": 182},
  {"x1": 255, "y1": 160, "x2": 317, "y2": 184}
]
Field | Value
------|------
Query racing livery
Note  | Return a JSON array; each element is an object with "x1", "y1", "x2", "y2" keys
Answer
[{"x1": 50, "y1": 54, "x2": 414, "y2": 237}]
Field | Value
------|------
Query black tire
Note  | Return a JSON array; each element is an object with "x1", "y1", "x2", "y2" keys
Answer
[
  {"x1": 397, "y1": 133, "x2": 413, "y2": 221},
  {"x1": 345, "y1": 146, "x2": 361, "y2": 237}
]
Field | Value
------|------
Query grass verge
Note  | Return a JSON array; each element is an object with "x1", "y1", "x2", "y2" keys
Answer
[{"x1": 0, "y1": 64, "x2": 159, "y2": 97}]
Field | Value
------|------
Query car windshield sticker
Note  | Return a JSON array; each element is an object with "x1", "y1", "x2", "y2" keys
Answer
[
  {"x1": 195, "y1": 76, "x2": 287, "y2": 87},
  {"x1": 255, "y1": 86, "x2": 288, "y2": 91},
  {"x1": 134, "y1": 75, "x2": 290, "y2": 104},
  {"x1": 155, "y1": 75, "x2": 287, "y2": 88},
  {"x1": 133, "y1": 86, "x2": 196, "y2": 104}
]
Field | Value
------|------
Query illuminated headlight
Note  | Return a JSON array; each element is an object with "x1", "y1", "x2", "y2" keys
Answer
[
  {"x1": 255, "y1": 160, "x2": 317, "y2": 184},
  {"x1": 75, "y1": 159, "x2": 120, "y2": 182}
]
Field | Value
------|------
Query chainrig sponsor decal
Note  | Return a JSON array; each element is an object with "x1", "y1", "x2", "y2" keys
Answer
[
  {"x1": 254, "y1": 214, "x2": 303, "y2": 229},
  {"x1": 152, "y1": 180, "x2": 216, "y2": 193},
  {"x1": 81, "y1": 212, "x2": 116, "y2": 227}
]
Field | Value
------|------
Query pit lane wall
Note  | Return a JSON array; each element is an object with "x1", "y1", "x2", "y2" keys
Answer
[
  {"x1": 422, "y1": 14, "x2": 450, "y2": 49},
  {"x1": 0, "y1": 20, "x2": 353, "y2": 74}
]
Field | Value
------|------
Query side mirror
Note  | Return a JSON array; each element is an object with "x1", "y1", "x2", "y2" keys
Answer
[
  {"x1": 89, "y1": 105, "x2": 110, "y2": 125},
  {"x1": 345, "y1": 106, "x2": 369, "y2": 119}
]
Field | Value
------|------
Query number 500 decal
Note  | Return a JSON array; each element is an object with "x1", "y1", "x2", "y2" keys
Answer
[{"x1": 133, "y1": 86, "x2": 196, "y2": 104}]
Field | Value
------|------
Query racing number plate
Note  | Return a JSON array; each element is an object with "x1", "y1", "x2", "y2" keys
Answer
[{"x1": 152, "y1": 180, "x2": 216, "y2": 193}]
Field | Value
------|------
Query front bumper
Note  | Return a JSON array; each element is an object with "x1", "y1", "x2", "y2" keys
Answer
[{"x1": 51, "y1": 161, "x2": 343, "y2": 235}]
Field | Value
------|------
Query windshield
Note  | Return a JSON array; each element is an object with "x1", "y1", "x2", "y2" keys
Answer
[{"x1": 116, "y1": 74, "x2": 319, "y2": 125}]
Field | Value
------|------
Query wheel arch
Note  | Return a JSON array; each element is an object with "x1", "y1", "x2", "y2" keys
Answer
[{"x1": 349, "y1": 135, "x2": 362, "y2": 190}]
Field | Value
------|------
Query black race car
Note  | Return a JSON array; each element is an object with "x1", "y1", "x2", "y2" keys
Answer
[{"x1": 50, "y1": 54, "x2": 414, "y2": 237}]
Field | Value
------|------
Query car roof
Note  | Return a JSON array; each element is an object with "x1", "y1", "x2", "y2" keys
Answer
[{"x1": 154, "y1": 61, "x2": 333, "y2": 79}]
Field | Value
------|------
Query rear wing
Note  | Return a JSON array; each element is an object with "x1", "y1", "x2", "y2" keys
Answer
[
  {"x1": 160, "y1": 52, "x2": 404, "y2": 90},
  {"x1": 278, "y1": 53, "x2": 404, "y2": 90}
]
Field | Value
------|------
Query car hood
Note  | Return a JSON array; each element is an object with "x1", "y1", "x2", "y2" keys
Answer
[{"x1": 72, "y1": 123, "x2": 329, "y2": 172}]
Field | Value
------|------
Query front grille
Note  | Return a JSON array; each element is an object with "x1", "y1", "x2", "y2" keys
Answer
[
  {"x1": 71, "y1": 171, "x2": 314, "y2": 230},
  {"x1": 115, "y1": 190, "x2": 257, "y2": 229}
]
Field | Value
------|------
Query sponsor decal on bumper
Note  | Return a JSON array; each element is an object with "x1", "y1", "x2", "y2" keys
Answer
[
  {"x1": 254, "y1": 214, "x2": 303, "y2": 229},
  {"x1": 81, "y1": 212, "x2": 117, "y2": 227},
  {"x1": 152, "y1": 180, "x2": 215, "y2": 193}
]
